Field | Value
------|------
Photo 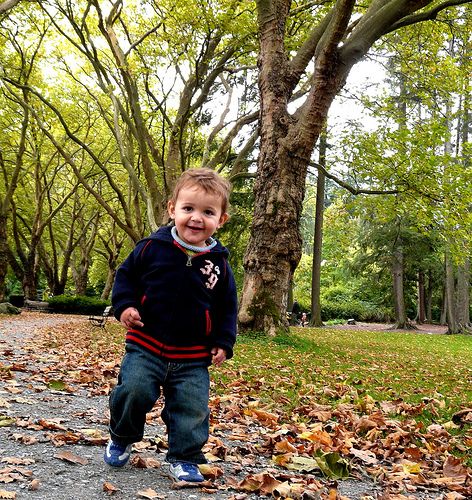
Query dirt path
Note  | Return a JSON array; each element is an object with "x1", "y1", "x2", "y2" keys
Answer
[
  {"x1": 1, "y1": 313, "x2": 252, "y2": 499},
  {"x1": 0, "y1": 313, "x2": 445, "y2": 499},
  {"x1": 328, "y1": 321, "x2": 447, "y2": 335}
]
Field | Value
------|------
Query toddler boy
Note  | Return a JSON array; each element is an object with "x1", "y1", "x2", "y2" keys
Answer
[{"x1": 105, "y1": 168, "x2": 237, "y2": 483}]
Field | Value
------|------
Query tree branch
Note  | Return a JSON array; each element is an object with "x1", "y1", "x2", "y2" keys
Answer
[
  {"x1": 309, "y1": 162, "x2": 399, "y2": 195},
  {"x1": 387, "y1": 0, "x2": 472, "y2": 33},
  {"x1": 288, "y1": 10, "x2": 334, "y2": 89},
  {"x1": 125, "y1": 23, "x2": 162, "y2": 57},
  {"x1": 0, "y1": 0, "x2": 20, "y2": 15}
]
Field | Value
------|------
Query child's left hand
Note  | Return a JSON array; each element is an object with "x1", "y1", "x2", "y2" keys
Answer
[{"x1": 211, "y1": 347, "x2": 227, "y2": 367}]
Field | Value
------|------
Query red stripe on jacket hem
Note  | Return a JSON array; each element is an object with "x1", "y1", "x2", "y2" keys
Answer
[
  {"x1": 127, "y1": 329, "x2": 207, "y2": 351},
  {"x1": 127, "y1": 335, "x2": 210, "y2": 359}
]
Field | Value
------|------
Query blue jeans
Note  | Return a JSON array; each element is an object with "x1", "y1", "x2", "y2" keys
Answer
[{"x1": 109, "y1": 344, "x2": 210, "y2": 464}]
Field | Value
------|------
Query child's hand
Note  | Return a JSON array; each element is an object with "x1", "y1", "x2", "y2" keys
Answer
[
  {"x1": 120, "y1": 307, "x2": 144, "y2": 329},
  {"x1": 211, "y1": 347, "x2": 227, "y2": 367}
]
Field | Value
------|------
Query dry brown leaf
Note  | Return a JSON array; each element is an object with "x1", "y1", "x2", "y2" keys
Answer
[
  {"x1": 245, "y1": 408, "x2": 279, "y2": 426},
  {"x1": 0, "y1": 490, "x2": 16, "y2": 499},
  {"x1": 274, "y1": 439, "x2": 297, "y2": 453},
  {"x1": 103, "y1": 481, "x2": 120, "y2": 495},
  {"x1": 136, "y1": 487, "x2": 162, "y2": 498},
  {"x1": 198, "y1": 463, "x2": 223, "y2": 480},
  {"x1": 170, "y1": 479, "x2": 213, "y2": 490},
  {"x1": 452, "y1": 408, "x2": 472, "y2": 426},
  {"x1": 444, "y1": 493, "x2": 467, "y2": 500},
  {"x1": 299, "y1": 429, "x2": 333, "y2": 447},
  {"x1": 130, "y1": 456, "x2": 160, "y2": 469},
  {"x1": 37, "y1": 418, "x2": 67, "y2": 431},
  {"x1": 28, "y1": 479, "x2": 40, "y2": 491},
  {"x1": 12, "y1": 434, "x2": 37, "y2": 445},
  {"x1": 237, "y1": 472, "x2": 281, "y2": 495},
  {"x1": 443, "y1": 456, "x2": 468, "y2": 479},
  {"x1": 272, "y1": 452, "x2": 294, "y2": 467},
  {"x1": 54, "y1": 450, "x2": 88, "y2": 465},
  {"x1": 0, "y1": 458, "x2": 34, "y2": 465},
  {"x1": 271, "y1": 481, "x2": 291, "y2": 498},
  {"x1": 350, "y1": 447, "x2": 378, "y2": 465},
  {"x1": 0, "y1": 466, "x2": 33, "y2": 480}
]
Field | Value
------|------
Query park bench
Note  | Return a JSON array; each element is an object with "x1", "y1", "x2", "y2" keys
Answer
[
  {"x1": 24, "y1": 299, "x2": 51, "y2": 312},
  {"x1": 88, "y1": 305, "x2": 113, "y2": 328}
]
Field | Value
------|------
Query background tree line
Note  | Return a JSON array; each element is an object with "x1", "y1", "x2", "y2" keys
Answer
[{"x1": 0, "y1": 0, "x2": 470, "y2": 334}]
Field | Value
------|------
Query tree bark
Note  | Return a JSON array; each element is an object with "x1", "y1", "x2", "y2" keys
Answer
[
  {"x1": 425, "y1": 270, "x2": 434, "y2": 322},
  {"x1": 0, "y1": 0, "x2": 21, "y2": 15},
  {"x1": 310, "y1": 132, "x2": 327, "y2": 327},
  {"x1": 391, "y1": 235, "x2": 408, "y2": 328},
  {"x1": 0, "y1": 96, "x2": 28, "y2": 301},
  {"x1": 0, "y1": 215, "x2": 9, "y2": 302},
  {"x1": 417, "y1": 270, "x2": 426, "y2": 324},
  {"x1": 456, "y1": 260, "x2": 470, "y2": 328},
  {"x1": 445, "y1": 252, "x2": 460, "y2": 334}
]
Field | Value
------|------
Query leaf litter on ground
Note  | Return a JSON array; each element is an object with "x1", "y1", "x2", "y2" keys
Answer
[{"x1": 0, "y1": 312, "x2": 471, "y2": 499}]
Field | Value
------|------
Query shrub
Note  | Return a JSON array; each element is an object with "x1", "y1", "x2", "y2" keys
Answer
[
  {"x1": 321, "y1": 299, "x2": 394, "y2": 323},
  {"x1": 48, "y1": 295, "x2": 110, "y2": 315}
]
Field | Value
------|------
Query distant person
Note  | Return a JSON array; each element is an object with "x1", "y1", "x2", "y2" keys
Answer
[
  {"x1": 105, "y1": 169, "x2": 238, "y2": 484},
  {"x1": 300, "y1": 312, "x2": 308, "y2": 327},
  {"x1": 290, "y1": 300, "x2": 300, "y2": 325}
]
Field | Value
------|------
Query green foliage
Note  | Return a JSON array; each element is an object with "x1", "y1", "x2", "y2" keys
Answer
[
  {"x1": 48, "y1": 295, "x2": 109, "y2": 315},
  {"x1": 321, "y1": 299, "x2": 393, "y2": 323},
  {"x1": 5, "y1": 275, "x2": 22, "y2": 297}
]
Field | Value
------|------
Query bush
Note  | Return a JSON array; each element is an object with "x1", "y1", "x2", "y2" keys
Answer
[
  {"x1": 321, "y1": 299, "x2": 394, "y2": 323},
  {"x1": 48, "y1": 295, "x2": 110, "y2": 315}
]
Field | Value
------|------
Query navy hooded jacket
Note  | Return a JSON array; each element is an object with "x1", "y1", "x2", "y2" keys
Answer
[{"x1": 112, "y1": 225, "x2": 237, "y2": 363}]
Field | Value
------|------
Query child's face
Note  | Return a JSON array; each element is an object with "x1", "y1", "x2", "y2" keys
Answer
[{"x1": 168, "y1": 185, "x2": 228, "y2": 248}]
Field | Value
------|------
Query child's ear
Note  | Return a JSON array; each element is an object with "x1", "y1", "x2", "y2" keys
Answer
[
  {"x1": 167, "y1": 200, "x2": 175, "y2": 219},
  {"x1": 218, "y1": 213, "x2": 229, "y2": 228}
]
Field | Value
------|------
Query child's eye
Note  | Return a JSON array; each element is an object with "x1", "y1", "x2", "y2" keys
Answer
[
  {"x1": 205, "y1": 210, "x2": 215, "y2": 216},
  {"x1": 183, "y1": 206, "x2": 193, "y2": 212}
]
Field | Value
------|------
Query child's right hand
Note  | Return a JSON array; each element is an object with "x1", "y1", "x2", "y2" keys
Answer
[{"x1": 120, "y1": 307, "x2": 144, "y2": 329}]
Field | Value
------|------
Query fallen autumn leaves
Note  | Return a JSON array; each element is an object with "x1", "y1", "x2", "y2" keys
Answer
[{"x1": 0, "y1": 312, "x2": 471, "y2": 499}]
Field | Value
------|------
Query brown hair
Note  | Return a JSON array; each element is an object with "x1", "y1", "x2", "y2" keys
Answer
[{"x1": 170, "y1": 168, "x2": 231, "y2": 214}]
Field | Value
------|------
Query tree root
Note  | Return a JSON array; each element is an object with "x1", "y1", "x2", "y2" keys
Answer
[{"x1": 388, "y1": 320, "x2": 419, "y2": 330}]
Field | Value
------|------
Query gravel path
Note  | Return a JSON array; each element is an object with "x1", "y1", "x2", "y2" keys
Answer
[{"x1": 0, "y1": 313, "x2": 444, "y2": 499}]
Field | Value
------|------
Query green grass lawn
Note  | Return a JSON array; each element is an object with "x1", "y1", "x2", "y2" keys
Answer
[
  {"x1": 211, "y1": 326, "x2": 472, "y2": 465},
  {"x1": 221, "y1": 327, "x2": 472, "y2": 415}
]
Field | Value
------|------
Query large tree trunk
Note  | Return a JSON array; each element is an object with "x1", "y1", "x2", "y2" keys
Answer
[
  {"x1": 425, "y1": 270, "x2": 434, "y2": 323},
  {"x1": 445, "y1": 252, "x2": 460, "y2": 334},
  {"x1": 22, "y1": 254, "x2": 39, "y2": 301},
  {"x1": 440, "y1": 281, "x2": 447, "y2": 326},
  {"x1": 101, "y1": 268, "x2": 116, "y2": 301},
  {"x1": 456, "y1": 260, "x2": 470, "y2": 327},
  {"x1": 391, "y1": 236, "x2": 409, "y2": 329},
  {"x1": 0, "y1": 97, "x2": 29, "y2": 301},
  {"x1": 0, "y1": 215, "x2": 8, "y2": 302},
  {"x1": 417, "y1": 270, "x2": 426, "y2": 324},
  {"x1": 310, "y1": 133, "x2": 327, "y2": 327},
  {"x1": 239, "y1": 2, "x2": 353, "y2": 334},
  {"x1": 239, "y1": 152, "x2": 307, "y2": 335},
  {"x1": 446, "y1": 255, "x2": 471, "y2": 334}
]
